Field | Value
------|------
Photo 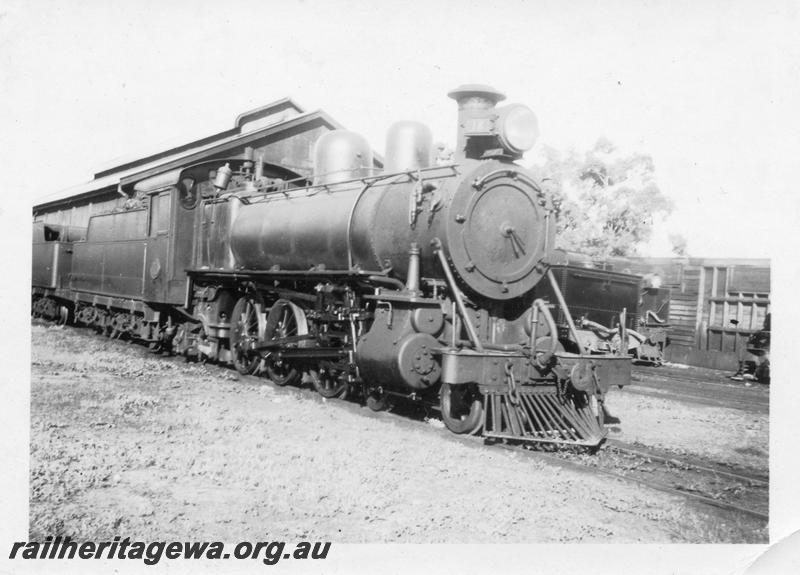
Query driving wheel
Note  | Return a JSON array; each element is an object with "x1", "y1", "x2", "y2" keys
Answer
[
  {"x1": 263, "y1": 299, "x2": 307, "y2": 386},
  {"x1": 230, "y1": 293, "x2": 263, "y2": 375}
]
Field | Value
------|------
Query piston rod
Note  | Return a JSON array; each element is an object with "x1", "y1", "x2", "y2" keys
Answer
[
  {"x1": 546, "y1": 269, "x2": 587, "y2": 353},
  {"x1": 432, "y1": 237, "x2": 483, "y2": 351},
  {"x1": 529, "y1": 298, "x2": 558, "y2": 365}
]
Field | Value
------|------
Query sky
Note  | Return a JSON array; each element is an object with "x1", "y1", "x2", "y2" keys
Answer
[
  {"x1": 1, "y1": 0, "x2": 798, "y2": 259},
  {"x1": 2, "y1": 1, "x2": 800, "y2": 571}
]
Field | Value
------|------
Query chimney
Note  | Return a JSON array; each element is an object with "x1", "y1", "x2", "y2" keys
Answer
[{"x1": 446, "y1": 84, "x2": 506, "y2": 161}]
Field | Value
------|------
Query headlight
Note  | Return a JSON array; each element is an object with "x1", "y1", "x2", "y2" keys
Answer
[{"x1": 495, "y1": 104, "x2": 539, "y2": 154}]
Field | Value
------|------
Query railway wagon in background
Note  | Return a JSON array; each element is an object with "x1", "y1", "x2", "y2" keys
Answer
[{"x1": 546, "y1": 251, "x2": 672, "y2": 365}]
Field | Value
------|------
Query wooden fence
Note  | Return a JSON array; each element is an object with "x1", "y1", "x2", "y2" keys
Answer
[{"x1": 611, "y1": 257, "x2": 770, "y2": 370}]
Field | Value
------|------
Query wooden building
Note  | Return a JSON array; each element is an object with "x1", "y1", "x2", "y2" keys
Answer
[
  {"x1": 32, "y1": 98, "x2": 364, "y2": 226},
  {"x1": 606, "y1": 257, "x2": 770, "y2": 369}
]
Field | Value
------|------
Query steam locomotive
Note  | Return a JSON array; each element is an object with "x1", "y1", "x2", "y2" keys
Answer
[{"x1": 32, "y1": 85, "x2": 631, "y2": 447}]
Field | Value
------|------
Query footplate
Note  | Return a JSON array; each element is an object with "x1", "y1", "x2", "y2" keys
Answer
[{"x1": 481, "y1": 386, "x2": 607, "y2": 446}]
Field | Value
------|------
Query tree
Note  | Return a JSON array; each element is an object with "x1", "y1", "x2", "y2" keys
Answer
[
  {"x1": 433, "y1": 142, "x2": 454, "y2": 166},
  {"x1": 528, "y1": 139, "x2": 673, "y2": 258},
  {"x1": 669, "y1": 233, "x2": 689, "y2": 256}
]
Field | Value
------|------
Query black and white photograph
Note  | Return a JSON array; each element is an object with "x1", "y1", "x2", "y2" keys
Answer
[{"x1": 2, "y1": 0, "x2": 798, "y2": 573}]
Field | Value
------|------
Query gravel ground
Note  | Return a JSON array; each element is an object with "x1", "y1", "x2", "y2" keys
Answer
[
  {"x1": 29, "y1": 324, "x2": 769, "y2": 543},
  {"x1": 605, "y1": 390, "x2": 768, "y2": 471}
]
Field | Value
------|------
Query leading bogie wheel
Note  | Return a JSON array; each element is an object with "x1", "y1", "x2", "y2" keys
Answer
[
  {"x1": 266, "y1": 356, "x2": 300, "y2": 387},
  {"x1": 311, "y1": 363, "x2": 348, "y2": 399},
  {"x1": 440, "y1": 383, "x2": 484, "y2": 435},
  {"x1": 230, "y1": 294, "x2": 263, "y2": 375}
]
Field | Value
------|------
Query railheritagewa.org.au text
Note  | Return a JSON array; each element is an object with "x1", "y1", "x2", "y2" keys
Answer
[{"x1": 9, "y1": 536, "x2": 331, "y2": 566}]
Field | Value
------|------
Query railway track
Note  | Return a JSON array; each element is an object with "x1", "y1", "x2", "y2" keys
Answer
[
  {"x1": 599, "y1": 440, "x2": 768, "y2": 520},
  {"x1": 36, "y1": 322, "x2": 769, "y2": 527},
  {"x1": 632, "y1": 366, "x2": 768, "y2": 392},
  {"x1": 607, "y1": 440, "x2": 768, "y2": 484},
  {"x1": 622, "y1": 385, "x2": 768, "y2": 413},
  {"x1": 298, "y1": 372, "x2": 771, "y2": 525},
  {"x1": 479, "y1": 438, "x2": 768, "y2": 523},
  {"x1": 233, "y1": 360, "x2": 769, "y2": 524},
  {"x1": 626, "y1": 367, "x2": 769, "y2": 413}
]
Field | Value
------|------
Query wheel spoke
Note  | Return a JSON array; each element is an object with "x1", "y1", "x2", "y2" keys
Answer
[
  {"x1": 231, "y1": 294, "x2": 263, "y2": 375},
  {"x1": 262, "y1": 300, "x2": 305, "y2": 387}
]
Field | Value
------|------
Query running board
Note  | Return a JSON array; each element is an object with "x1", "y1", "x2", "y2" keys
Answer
[{"x1": 481, "y1": 387, "x2": 606, "y2": 447}]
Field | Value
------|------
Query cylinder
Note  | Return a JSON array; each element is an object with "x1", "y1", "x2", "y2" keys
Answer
[
  {"x1": 384, "y1": 121, "x2": 433, "y2": 173},
  {"x1": 313, "y1": 130, "x2": 374, "y2": 186}
]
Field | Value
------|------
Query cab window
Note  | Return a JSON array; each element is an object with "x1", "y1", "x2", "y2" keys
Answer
[
  {"x1": 150, "y1": 190, "x2": 172, "y2": 236},
  {"x1": 87, "y1": 210, "x2": 146, "y2": 241}
]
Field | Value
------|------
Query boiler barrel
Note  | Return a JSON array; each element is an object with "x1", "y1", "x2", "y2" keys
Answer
[
  {"x1": 230, "y1": 186, "x2": 364, "y2": 271},
  {"x1": 230, "y1": 160, "x2": 553, "y2": 300}
]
